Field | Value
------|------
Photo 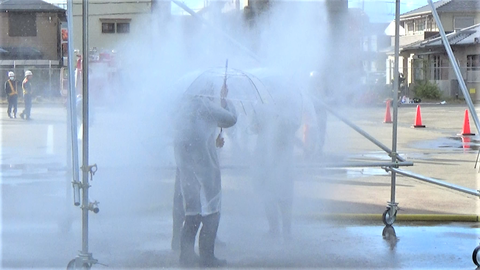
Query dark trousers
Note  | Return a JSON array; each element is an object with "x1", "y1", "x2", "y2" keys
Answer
[
  {"x1": 22, "y1": 94, "x2": 32, "y2": 119},
  {"x1": 264, "y1": 199, "x2": 292, "y2": 237},
  {"x1": 7, "y1": 95, "x2": 17, "y2": 116}
]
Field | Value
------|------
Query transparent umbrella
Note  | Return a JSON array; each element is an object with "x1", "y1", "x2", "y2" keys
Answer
[{"x1": 181, "y1": 67, "x2": 273, "y2": 115}]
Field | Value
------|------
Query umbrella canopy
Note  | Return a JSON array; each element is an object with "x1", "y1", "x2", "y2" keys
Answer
[
  {"x1": 181, "y1": 67, "x2": 273, "y2": 115},
  {"x1": 175, "y1": 67, "x2": 307, "y2": 136},
  {"x1": 245, "y1": 68, "x2": 304, "y2": 129}
]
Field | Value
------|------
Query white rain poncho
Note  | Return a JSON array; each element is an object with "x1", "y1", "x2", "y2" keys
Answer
[
  {"x1": 248, "y1": 69, "x2": 303, "y2": 203},
  {"x1": 173, "y1": 95, "x2": 237, "y2": 216}
]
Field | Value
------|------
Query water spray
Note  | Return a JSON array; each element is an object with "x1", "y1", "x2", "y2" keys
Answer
[{"x1": 170, "y1": 0, "x2": 261, "y2": 64}]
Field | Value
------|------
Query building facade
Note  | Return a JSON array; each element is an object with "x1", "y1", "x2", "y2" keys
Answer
[
  {"x1": 0, "y1": 0, "x2": 66, "y2": 65},
  {"x1": 71, "y1": 0, "x2": 156, "y2": 54},
  {"x1": 402, "y1": 23, "x2": 480, "y2": 100},
  {"x1": 386, "y1": 0, "x2": 480, "y2": 101}
]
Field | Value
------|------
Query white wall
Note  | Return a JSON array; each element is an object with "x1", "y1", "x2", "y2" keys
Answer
[{"x1": 71, "y1": 0, "x2": 154, "y2": 53}]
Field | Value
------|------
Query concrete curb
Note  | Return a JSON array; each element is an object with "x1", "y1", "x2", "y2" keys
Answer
[{"x1": 306, "y1": 213, "x2": 479, "y2": 222}]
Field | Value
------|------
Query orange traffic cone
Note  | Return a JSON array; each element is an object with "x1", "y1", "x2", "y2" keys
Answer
[
  {"x1": 384, "y1": 100, "x2": 392, "y2": 123},
  {"x1": 412, "y1": 105, "x2": 426, "y2": 128},
  {"x1": 459, "y1": 109, "x2": 475, "y2": 136}
]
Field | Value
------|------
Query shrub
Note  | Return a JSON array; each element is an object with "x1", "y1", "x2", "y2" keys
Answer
[{"x1": 412, "y1": 81, "x2": 442, "y2": 99}]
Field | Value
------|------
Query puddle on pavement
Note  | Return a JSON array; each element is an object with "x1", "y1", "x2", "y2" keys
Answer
[
  {"x1": 346, "y1": 167, "x2": 389, "y2": 178},
  {"x1": 0, "y1": 163, "x2": 66, "y2": 179},
  {"x1": 412, "y1": 136, "x2": 480, "y2": 151},
  {"x1": 351, "y1": 151, "x2": 404, "y2": 161}
]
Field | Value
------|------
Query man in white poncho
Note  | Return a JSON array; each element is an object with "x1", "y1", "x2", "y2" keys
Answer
[
  {"x1": 249, "y1": 72, "x2": 302, "y2": 241},
  {"x1": 173, "y1": 84, "x2": 237, "y2": 267}
]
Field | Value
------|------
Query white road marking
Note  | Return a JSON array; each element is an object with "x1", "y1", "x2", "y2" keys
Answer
[{"x1": 47, "y1": 125, "x2": 54, "y2": 154}]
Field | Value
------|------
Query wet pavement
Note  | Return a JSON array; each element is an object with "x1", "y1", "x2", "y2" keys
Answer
[
  {"x1": 2, "y1": 165, "x2": 480, "y2": 269},
  {"x1": 1, "y1": 103, "x2": 480, "y2": 269}
]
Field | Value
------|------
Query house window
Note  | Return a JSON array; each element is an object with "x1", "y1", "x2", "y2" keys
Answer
[
  {"x1": 454, "y1": 17, "x2": 474, "y2": 30},
  {"x1": 415, "y1": 19, "x2": 425, "y2": 32},
  {"x1": 433, "y1": 55, "x2": 440, "y2": 80},
  {"x1": 407, "y1": 22, "x2": 414, "y2": 32},
  {"x1": 413, "y1": 58, "x2": 425, "y2": 81},
  {"x1": 426, "y1": 18, "x2": 437, "y2": 31},
  {"x1": 467, "y1": 55, "x2": 480, "y2": 71},
  {"x1": 8, "y1": 12, "x2": 37, "y2": 37},
  {"x1": 116, "y1": 23, "x2": 130, "y2": 33},
  {"x1": 100, "y1": 19, "x2": 131, "y2": 34},
  {"x1": 432, "y1": 55, "x2": 448, "y2": 80},
  {"x1": 102, "y1": 23, "x2": 115, "y2": 33}
]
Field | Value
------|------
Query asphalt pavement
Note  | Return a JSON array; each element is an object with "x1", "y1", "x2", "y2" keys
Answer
[{"x1": 1, "y1": 102, "x2": 480, "y2": 269}]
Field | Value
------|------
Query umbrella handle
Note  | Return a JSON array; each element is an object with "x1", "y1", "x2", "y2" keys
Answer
[
  {"x1": 221, "y1": 59, "x2": 229, "y2": 99},
  {"x1": 221, "y1": 97, "x2": 227, "y2": 108},
  {"x1": 216, "y1": 128, "x2": 224, "y2": 148}
]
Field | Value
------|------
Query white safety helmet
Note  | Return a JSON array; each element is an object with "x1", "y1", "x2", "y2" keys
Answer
[
  {"x1": 8, "y1": 71, "x2": 14, "y2": 77},
  {"x1": 25, "y1": 70, "x2": 33, "y2": 76}
]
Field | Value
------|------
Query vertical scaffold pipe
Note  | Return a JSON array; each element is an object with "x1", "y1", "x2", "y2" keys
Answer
[
  {"x1": 66, "y1": 0, "x2": 80, "y2": 207},
  {"x1": 388, "y1": 0, "x2": 401, "y2": 218},
  {"x1": 81, "y1": 0, "x2": 90, "y2": 258}
]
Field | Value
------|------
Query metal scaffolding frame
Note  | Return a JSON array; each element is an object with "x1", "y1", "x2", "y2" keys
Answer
[
  {"x1": 167, "y1": 0, "x2": 480, "y2": 222},
  {"x1": 64, "y1": 0, "x2": 480, "y2": 268},
  {"x1": 66, "y1": 0, "x2": 100, "y2": 269}
]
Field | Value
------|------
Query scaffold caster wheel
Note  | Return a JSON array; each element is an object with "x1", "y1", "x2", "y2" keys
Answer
[
  {"x1": 382, "y1": 208, "x2": 397, "y2": 226},
  {"x1": 472, "y1": 245, "x2": 480, "y2": 267},
  {"x1": 67, "y1": 258, "x2": 91, "y2": 270}
]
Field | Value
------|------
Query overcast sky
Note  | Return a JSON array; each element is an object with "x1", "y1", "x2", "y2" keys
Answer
[{"x1": 44, "y1": 0, "x2": 430, "y2": 23}]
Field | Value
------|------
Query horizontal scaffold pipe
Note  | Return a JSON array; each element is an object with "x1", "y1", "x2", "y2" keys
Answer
[
  {"x1": 385, "y1": 167, "x2": 480, "y2": 198},
  {"x1": 300, "y1": 161, "x2": 414, "y2": 168},
  {"x1": 315, "y1": 98, "x2": 406, "y2": 163},
  {"x1": 151, "y1": 161, "x2": 414, "y2": 171}
]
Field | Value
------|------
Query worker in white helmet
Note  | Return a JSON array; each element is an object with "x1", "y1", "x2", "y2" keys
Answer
[
  {"x1": 4, "y1": 71, "x2": 18, "y2": 118},
  {"x1": 20, "y1": 70, "x2": 33, "y2": 120}
]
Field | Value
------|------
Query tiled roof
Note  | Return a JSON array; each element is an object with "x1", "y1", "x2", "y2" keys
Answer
[
  {"x1": 400, "y1": 0, "x2": 451, "y2": 18},
  {"x1": 400, "y1": 0, "x2": 480, "y2": 18},
  {"x1": 400, "y1": 0, "x2": 479, "y2": 19},
  {"x1": 402, "y1": 23, "x2": 480, "y2": 50},
  {"x1": 0, "y1": 0, "x2": 65, "y2": 11},
  {"x1": 436, "y1": 0, "x2": 480, "y2": 12}
]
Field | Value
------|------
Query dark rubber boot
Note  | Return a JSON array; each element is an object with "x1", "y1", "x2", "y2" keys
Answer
[
  {"x1": 199, "y1": 212, "x2": 227, "y2": 267},
  {"x1": 179, "y1": 214, "x2": 201, "y2": 267},
  {"x1": 264, "y1": 200, "x2": 280, "y2": 237},
  {"x1": 172, "y1": 170, "x2": 185, "y2": 251},
  {"x1": 279, "y1": 200, "x2": 292, "y2": 242}
]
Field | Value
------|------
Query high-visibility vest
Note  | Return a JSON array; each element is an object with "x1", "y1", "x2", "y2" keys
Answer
[
  {"x1": 22, "y1": 78, "x2": 31, "y2": 96},
  {"x1": 7, "y1": 80, "x2": 17, "y2": 96}
]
